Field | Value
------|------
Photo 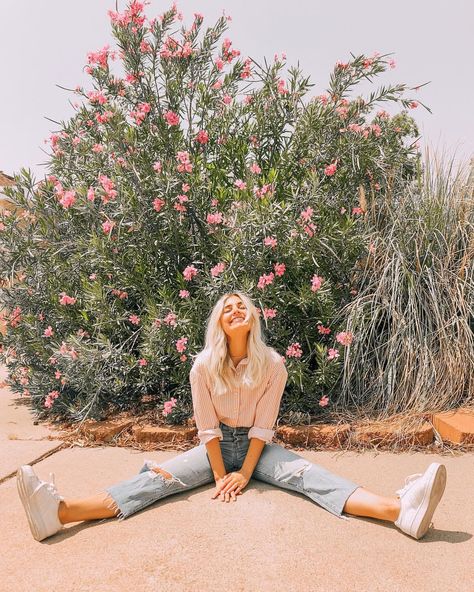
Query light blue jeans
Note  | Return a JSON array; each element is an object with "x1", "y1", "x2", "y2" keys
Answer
[{"x1": 105, "y1": 422, "x2": 361, "y2": 521}]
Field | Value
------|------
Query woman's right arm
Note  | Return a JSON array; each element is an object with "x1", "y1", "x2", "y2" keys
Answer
[
  {"x1": 205, "y1": 436, "x2": 227, "y2": 482},
  {"x1": 189, "y1": 364, "x2": 227, "y2": 482}
]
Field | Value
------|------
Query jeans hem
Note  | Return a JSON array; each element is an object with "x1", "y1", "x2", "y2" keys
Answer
[{"x1": 105, "y1": 475, "x2": 213, "y2": 521}]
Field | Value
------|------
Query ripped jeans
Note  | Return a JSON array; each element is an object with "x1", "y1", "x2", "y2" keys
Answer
[{"x1": 104, "y1": 422, "x2": 361, "y2": 521}]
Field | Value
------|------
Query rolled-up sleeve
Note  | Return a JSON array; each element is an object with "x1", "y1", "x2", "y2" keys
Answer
[
  {"x1": 248, "y1": 358, "x2": 288, "y2": 443},
  {"x1": 189, "y1": 364, "x2": 223, "y2": 445}
]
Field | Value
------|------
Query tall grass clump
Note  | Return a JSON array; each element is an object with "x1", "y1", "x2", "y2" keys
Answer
[{"x1": 339, "y1": 150, "x2": 474, "y2": 419}]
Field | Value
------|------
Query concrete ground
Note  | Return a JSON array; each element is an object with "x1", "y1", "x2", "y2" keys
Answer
[{"x1": 1, "y1": 365, "x2": 473, "y2": 592}]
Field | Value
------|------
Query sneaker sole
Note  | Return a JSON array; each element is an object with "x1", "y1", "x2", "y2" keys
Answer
[
  {"x1": 17, "y1": 465, "x2": 46, "y2": 541},
  {"x1": 411, "y1": 463, "x2": 447, "y2": 540}
]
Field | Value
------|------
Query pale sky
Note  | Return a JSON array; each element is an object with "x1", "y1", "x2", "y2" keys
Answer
[{"x1": 1, "y1": 0, "x2": 473, "y2": 180}]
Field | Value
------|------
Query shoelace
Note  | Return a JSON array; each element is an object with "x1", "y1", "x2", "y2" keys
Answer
[
  {"x1": 395, "y1": 472, "x2": 423, "y2": 497},
  {"x1": 43, "y1": 472, "x2": 64, "y2": 501}
]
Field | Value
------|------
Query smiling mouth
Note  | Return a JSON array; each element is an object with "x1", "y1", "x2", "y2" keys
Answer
[{"x1": 231, "y1": 317, "x2": 244, "y2": 324}]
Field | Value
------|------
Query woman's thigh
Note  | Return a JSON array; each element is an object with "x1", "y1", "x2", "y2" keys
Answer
[
  {"x1": 252, "y1": 442, "x2": 361, "y2": 518},
  {"x1": 139, "y1": 443, "x2": 215, "y2": 487}
]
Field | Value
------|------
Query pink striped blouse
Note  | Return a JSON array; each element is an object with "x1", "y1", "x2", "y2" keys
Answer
[{"x1": 189, "y1": 350, "x2": 288, "y2": 445}]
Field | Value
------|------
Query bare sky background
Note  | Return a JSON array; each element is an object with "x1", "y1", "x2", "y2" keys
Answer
[{"x1": 1, "y1": 0, "x2": 473, "y2": 180}]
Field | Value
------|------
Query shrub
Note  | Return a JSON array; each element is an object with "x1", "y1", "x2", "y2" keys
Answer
[{"x1": 0, "y1": 1, "x2": 422, "y2": 423}]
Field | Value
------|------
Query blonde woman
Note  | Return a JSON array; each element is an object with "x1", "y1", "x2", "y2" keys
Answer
[{"x1": 17, "y1": 291, "x2": 447, "y2": 542}]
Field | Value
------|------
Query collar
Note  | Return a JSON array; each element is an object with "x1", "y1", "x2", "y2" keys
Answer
[{"x1": 230, "y1": 357, "x2": 249, "y2": 371}]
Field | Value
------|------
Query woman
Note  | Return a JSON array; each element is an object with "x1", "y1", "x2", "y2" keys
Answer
[{"x1": 17, "y1": 290, "x2": 447, "y2": 542}]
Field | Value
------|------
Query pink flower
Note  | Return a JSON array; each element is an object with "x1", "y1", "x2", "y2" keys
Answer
[
  {"x1": 250, "y1": 162, "x2": 261, "y2": 174},
  {"x1": 153, "y1": 161, "x2": 162, "y2": 173},
  {"x1": 179, "y1": 289, "x2": 190, "y2": 298},
  {"x1": 300, "y1": 206, "x2": 313, "y2": 221},
  {"x1": 234, "y1": 179, "x2": 247, "y2": 190},
  {"x1": 179, "y1": 354, "x2": 187, "y2": 362},
  {"x1": 92, "y1": 143, "x2": 105, "y2": 153},
  {"x1": 8, "y1": 306, "x2": 22, "y2": 327},
  {"x1": 336, "y1": 331, "x2": 354, "y2": 346},
  {"x1": 317, "y1": 324, "x2": 331, "y2": 335},
  {"x1": 87, "y1": 187, "x2": 96, "y2": 202},
  {"x1": 222, "y1": 94, "x2": 233, "y2": 105},
  {"x1": 367, "y1": 124, "x2": 381, "y2": 138},
  {"x1": 89, "y1": 273, "x2": 97, "y2": 280},
  {"x1": 129, "y1": 314, "x2": 141, "y2": 325},
  {"x1": 183, "y1": 265, "x2": 198, "y2": 281},
  {"x1": 263, "y1": 308, "x2": 277, "y2": 320},
  {"x1": 87, "y1": 90, "x2": 107, "y2": 105},
  {"x1": 59, "y1": 190, "x2": 76, "y2": 209},
  {"x1": 129, "y1": 102, "x2": 151, "y2": 125},
  {"x1": 348, "y1": 123, "x2": 363, "y2": 134},
  {"x1": 214, "y1": 58, "x2": 224, "y2": 71},
  {"x1": 264, "y1": 236, "x2": 277, "y2": 249},
  {"x1": 211, "y1": 262, "x2": 226, "y2": 277},
  {"x1": 253, "y1": 183, "x2": 272, "y2": 199},
  {"x1": 164, "y1": 312, "x2": 178, "y2": 327},
  {"x1": 207, "y1": 212, "x2": 223, "y2": 225},
  {"x1": 274, "y1": 262, "x2": 286, "y2": 277},
  {"x1": 352, "y1": 207, "x2": 363, "y2": 215},
  {"x1": 389, "y1": 59, "x2": 396, "y2": 69},
  {"x1": 138, "y1": 358, "x2": 148, "y2": 366},
  {"x1": 286, "y1": 342, "x2": 303, "y2": 358},
  {"x1": 195, "y1": 130, "x2": 209, "y2": 144},
  {"x1": 55, "y1": 370, "x2": 62, "y2": 379},
  {"x1": 257, "y1": 272, "x2": 275, "y2": 290},
  {"x1": 408, "y1": 101, "x2": 418, "y2": 109},
  {"x1": 176, "y1": 151, "x2": 192, "y2": 173},
  {"x1": 212, "y1": 79, "x2": 223, "y2": 90},
  {"x1": 240, "y1": 58, "x2": 252, "y2": 79},
  {"x1": 327, "y1": 348, "x2": 339, "y2": 360},
  {"x1": 164, "y1": 110, "x2": 180, "y2": 126},
  {"x1": 43, "y1": 326, "x2": 54, "y2": 337},
  {"x1": 102, "y1": 220, "x2": 115, "y2": 234},
  {"x1": 318, "y1": 395, "x2": 329, "y2": 407},
  {"x1": 311, "y1": 275, "x2": 324, "y2": 292},
  {"x1": 153, "y1": 198, "x2": 165, "y2": 212},
  {"x1": 98, "y1": 174, "x2": 117, "y2": 203},
  {"x1": 162, "y1": 397, "x2": 177, "y2": 416},
  {"x1": 59, "y1": 293, "x2": 77, "y2": 305},
  {"x1": 277, "y1": 79, "x2": 288, "y2": 95},
  {"x1": 324, "y1": 161, "x2": 338, "y2": 176},
  {"x1": 176, "y1": 337, "x2": 188, "y2": 353}
]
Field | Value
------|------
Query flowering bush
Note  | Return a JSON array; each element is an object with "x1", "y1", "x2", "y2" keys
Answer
[{"x1": 0, "y1": 1, "x2": 422, "y2": 423}]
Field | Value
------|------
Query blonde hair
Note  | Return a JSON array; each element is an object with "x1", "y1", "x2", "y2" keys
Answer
[{"x1": 191, "y1": 290, "x2": 278, "y2": 397}]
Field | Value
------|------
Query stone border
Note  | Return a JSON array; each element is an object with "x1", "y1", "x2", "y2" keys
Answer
[{"x1": 48, "y1": 407, "x2": 474, "y2": 450}]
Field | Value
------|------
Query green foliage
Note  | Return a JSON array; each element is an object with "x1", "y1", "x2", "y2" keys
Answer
[{"x1": 0, "y1": 1, "x2": 421, "y2": 423}]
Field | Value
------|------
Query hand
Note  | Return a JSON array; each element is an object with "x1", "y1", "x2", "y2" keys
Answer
[{"x1": 211, "y1": 472, "x2": 249, "y2": 503}]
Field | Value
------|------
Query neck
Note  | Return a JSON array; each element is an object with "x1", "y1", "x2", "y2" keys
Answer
[{"x1": 226, "y1": 335, "x2": 248, "y2": 359}]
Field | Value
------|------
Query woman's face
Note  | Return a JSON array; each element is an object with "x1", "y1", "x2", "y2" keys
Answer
[{"x1": 220, "y1": 295, "x2": 251, "y2": 338}]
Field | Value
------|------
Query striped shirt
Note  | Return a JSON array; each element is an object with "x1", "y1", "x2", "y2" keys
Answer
[{"x1": 189, "y1": 350, "x2": 288, "y2": 445}]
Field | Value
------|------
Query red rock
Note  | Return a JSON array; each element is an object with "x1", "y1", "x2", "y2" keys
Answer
[
  {"x1": 353, "y1": 421, "x2": 433, "y2": 446},
  {"x1": 81, "y1": 419, "x2": 134, "y2": 442},
  {"x1": 132, "y1": 425, "x2": 197, "y2": 443},
  {"x1": 276, "y1": 424, "x2": 351, "y2": 447},
  {"x1": 432, "y1": 408, "x2": 474, "y2": 444}
]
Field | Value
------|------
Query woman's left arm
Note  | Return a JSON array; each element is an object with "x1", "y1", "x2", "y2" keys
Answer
[{"x1": 219, "y1": 359, "x2": 288, "y2": 495}]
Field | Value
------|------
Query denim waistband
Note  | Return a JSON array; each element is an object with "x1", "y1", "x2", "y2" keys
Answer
[{"x1": 219, "y1": 422, "x2": 250, "y2": 434}]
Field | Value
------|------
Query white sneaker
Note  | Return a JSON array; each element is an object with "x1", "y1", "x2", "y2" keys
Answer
[
  {"x1": 17, "y1": 465, "x2": 65, "y2": 541},
  {"x1": 394, "y1": 462, "x2": 447, "y2": 540}
]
